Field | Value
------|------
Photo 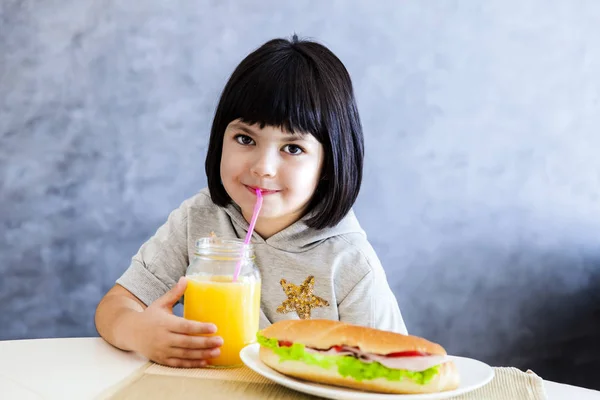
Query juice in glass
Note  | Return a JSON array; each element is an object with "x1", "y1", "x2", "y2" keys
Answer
[
  {"x1": 183, "y1": 236, "x2": 261, "y2": 368},
  {"x1": 183, "y1": 274, "x2": 261, "y2": 367}
]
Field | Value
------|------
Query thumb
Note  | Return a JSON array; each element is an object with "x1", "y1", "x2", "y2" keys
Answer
[{"x1": 156, "y1": 277, "x2": 188, "y2": 308}]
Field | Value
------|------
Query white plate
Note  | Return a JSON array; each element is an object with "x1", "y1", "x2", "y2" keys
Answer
[{"x1": 240, "y1": 343, "x2": 494, "y2": 400}]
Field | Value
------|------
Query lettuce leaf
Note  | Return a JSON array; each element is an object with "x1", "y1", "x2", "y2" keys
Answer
[{"x1": 256, "y1": 333, "x2": 439, "y2": 384}]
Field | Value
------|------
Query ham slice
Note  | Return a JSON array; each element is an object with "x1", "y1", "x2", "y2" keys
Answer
[{"x1": 304, "y1": 346, "x2": 447, "y2": 371}]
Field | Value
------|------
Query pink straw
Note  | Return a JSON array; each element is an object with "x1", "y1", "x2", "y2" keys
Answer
[{"x1": 233, "y1": 188, "x2": 263, "y2": 281}]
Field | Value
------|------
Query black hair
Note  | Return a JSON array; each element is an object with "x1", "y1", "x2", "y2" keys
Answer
[{"x1": 205, "y1": 34, "x2": 364, "y2": 230}]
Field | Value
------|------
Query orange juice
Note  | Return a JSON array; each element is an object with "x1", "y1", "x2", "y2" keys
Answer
[{"x1": 183, "y1": 274, "x2": 261, "y2": 367}]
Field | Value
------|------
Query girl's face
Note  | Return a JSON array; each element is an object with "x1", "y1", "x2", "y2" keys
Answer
[{"x1": 220, "y1": 119, "x2": 324, "y2": 237}]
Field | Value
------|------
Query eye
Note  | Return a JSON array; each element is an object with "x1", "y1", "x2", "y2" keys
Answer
[
  {"x1": 234, "y1": 134, "x2": 255, "y2": 146},
  {"x1": 282, "y1": 144, "x2": 304, "y2": 155}
]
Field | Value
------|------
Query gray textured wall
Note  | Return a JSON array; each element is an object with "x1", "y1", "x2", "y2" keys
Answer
[{"x1": 2, "y1": 0, "x2": 600, "y2": 389}]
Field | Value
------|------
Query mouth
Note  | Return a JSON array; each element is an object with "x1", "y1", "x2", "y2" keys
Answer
[{"x1": 244, "y1": 185, "x2": 280, "y2": 195}]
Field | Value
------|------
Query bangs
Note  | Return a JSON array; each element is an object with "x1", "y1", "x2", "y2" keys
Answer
[{"x1": 220, "y1": 50, "x2": 324, "y2": 140}]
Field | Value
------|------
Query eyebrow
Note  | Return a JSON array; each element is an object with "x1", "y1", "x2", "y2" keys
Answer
[
  {"x1": 230, "y1": 123, "x2": 313, "y2": 142},
  {"x1": 231, "y1": 123, "x2": 257, "y2": 136}
]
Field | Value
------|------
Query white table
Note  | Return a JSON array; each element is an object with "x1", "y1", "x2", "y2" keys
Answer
[{"x1": 0, "y1": 338, "x2": 598, "y2": 399}]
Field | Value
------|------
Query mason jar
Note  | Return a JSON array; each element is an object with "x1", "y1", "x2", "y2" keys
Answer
[{"x1": 183, "y1": 236, "x2": 261, "y2": 367}]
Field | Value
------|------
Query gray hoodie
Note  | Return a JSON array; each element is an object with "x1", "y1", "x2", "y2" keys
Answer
[{"x1": 116, "y1": 188, "x2": 407, "y2": 334}]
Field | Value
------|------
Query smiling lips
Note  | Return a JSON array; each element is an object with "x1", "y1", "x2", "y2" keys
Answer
[{"x1": 245, "y1": 185, "x2": 280, "y2": 195}]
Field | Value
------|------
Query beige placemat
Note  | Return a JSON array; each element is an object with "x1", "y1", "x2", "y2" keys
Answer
[
  {"x1": 454, "y1": 367, "x2": 547, "y2": 399},
  {"x1": 96, "y1": 363, "x2": 547, "y2": 400},
  {"x1": 95, "y1": 362, "x2": 318, "y2": 400}
]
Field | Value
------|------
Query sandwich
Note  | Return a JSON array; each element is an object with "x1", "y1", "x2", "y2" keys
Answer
[{"x1": 256, "y1": 319, "x2": 460, "y2": 394}]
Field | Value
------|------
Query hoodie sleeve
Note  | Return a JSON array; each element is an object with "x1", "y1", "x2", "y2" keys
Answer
[
  {"x1": 116, "y1": 199, "x2": 191, "y2": 306},
  {"x1": 338, "y1": 262, "x2": 408, "y2": 335}
]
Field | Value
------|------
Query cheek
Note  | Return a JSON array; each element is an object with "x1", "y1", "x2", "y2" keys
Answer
[
  {"x1": 287, "y1": 162, "x2": 322, "y2": 191},
  {"x1": 221, "y1": 163, "x2": 241, "y2": 184},
  {"x1": 220, "y1": 146, "x2": 241, "y2": 179},
  {"x1": 219, "y1": 156, "x2": 230, "y2": 179}
]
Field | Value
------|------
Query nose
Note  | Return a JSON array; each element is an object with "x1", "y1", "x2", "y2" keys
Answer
[{"x1": 250, "y1": 148, "x2": 278, "y2": 178}]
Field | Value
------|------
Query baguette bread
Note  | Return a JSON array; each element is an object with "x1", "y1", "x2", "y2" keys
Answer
[
  {"x1": 260, "y1": 319, "x2": 446, "y2": 355},
  {"x1": 258, "y1": 319, "x2": 460, "y2": 394}
]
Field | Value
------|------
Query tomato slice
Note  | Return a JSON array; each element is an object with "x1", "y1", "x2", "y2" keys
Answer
[{"x1": 278, "y1": 341, "x2": 293, "y2": 347}]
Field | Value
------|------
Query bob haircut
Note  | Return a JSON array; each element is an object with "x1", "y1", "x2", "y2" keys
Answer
[{"x1": 205, "y1": 35, "x2": 364, "y2": 230}]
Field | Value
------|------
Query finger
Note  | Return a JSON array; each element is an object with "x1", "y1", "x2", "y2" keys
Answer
[
  {"x1": 169, "y1": 347, "x2": 221, "y2": 360},
  {"x1": 170, "y1": 333, "x2": 224, "y2": 349},
  {"x1": 168, "y1": 316, "x2": 217, "y2": 335},
  {"x1": 164, "y1": 358, "x2": 208, "y2": 368},
  {"x1": 155, "y1": 277, "x2": 188, "y2": 308}
]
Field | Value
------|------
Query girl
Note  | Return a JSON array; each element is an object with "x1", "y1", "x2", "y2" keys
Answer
[{"x1": 95, "y1": 35, "x2": 407, "y2": 368}]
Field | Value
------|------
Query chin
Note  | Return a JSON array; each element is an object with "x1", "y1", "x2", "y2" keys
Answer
[{"x1": 251, "y1": 207, "x2": 278, "y2": 219}]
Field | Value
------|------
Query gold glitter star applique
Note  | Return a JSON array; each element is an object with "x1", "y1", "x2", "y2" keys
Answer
[{"x1": 276, "y1": 275, "x2": 330, "y2": 319}]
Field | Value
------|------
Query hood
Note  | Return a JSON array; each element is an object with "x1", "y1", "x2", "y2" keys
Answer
[{"x1": 222, "y1": 200, "x2": 365, "y2": 253}]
